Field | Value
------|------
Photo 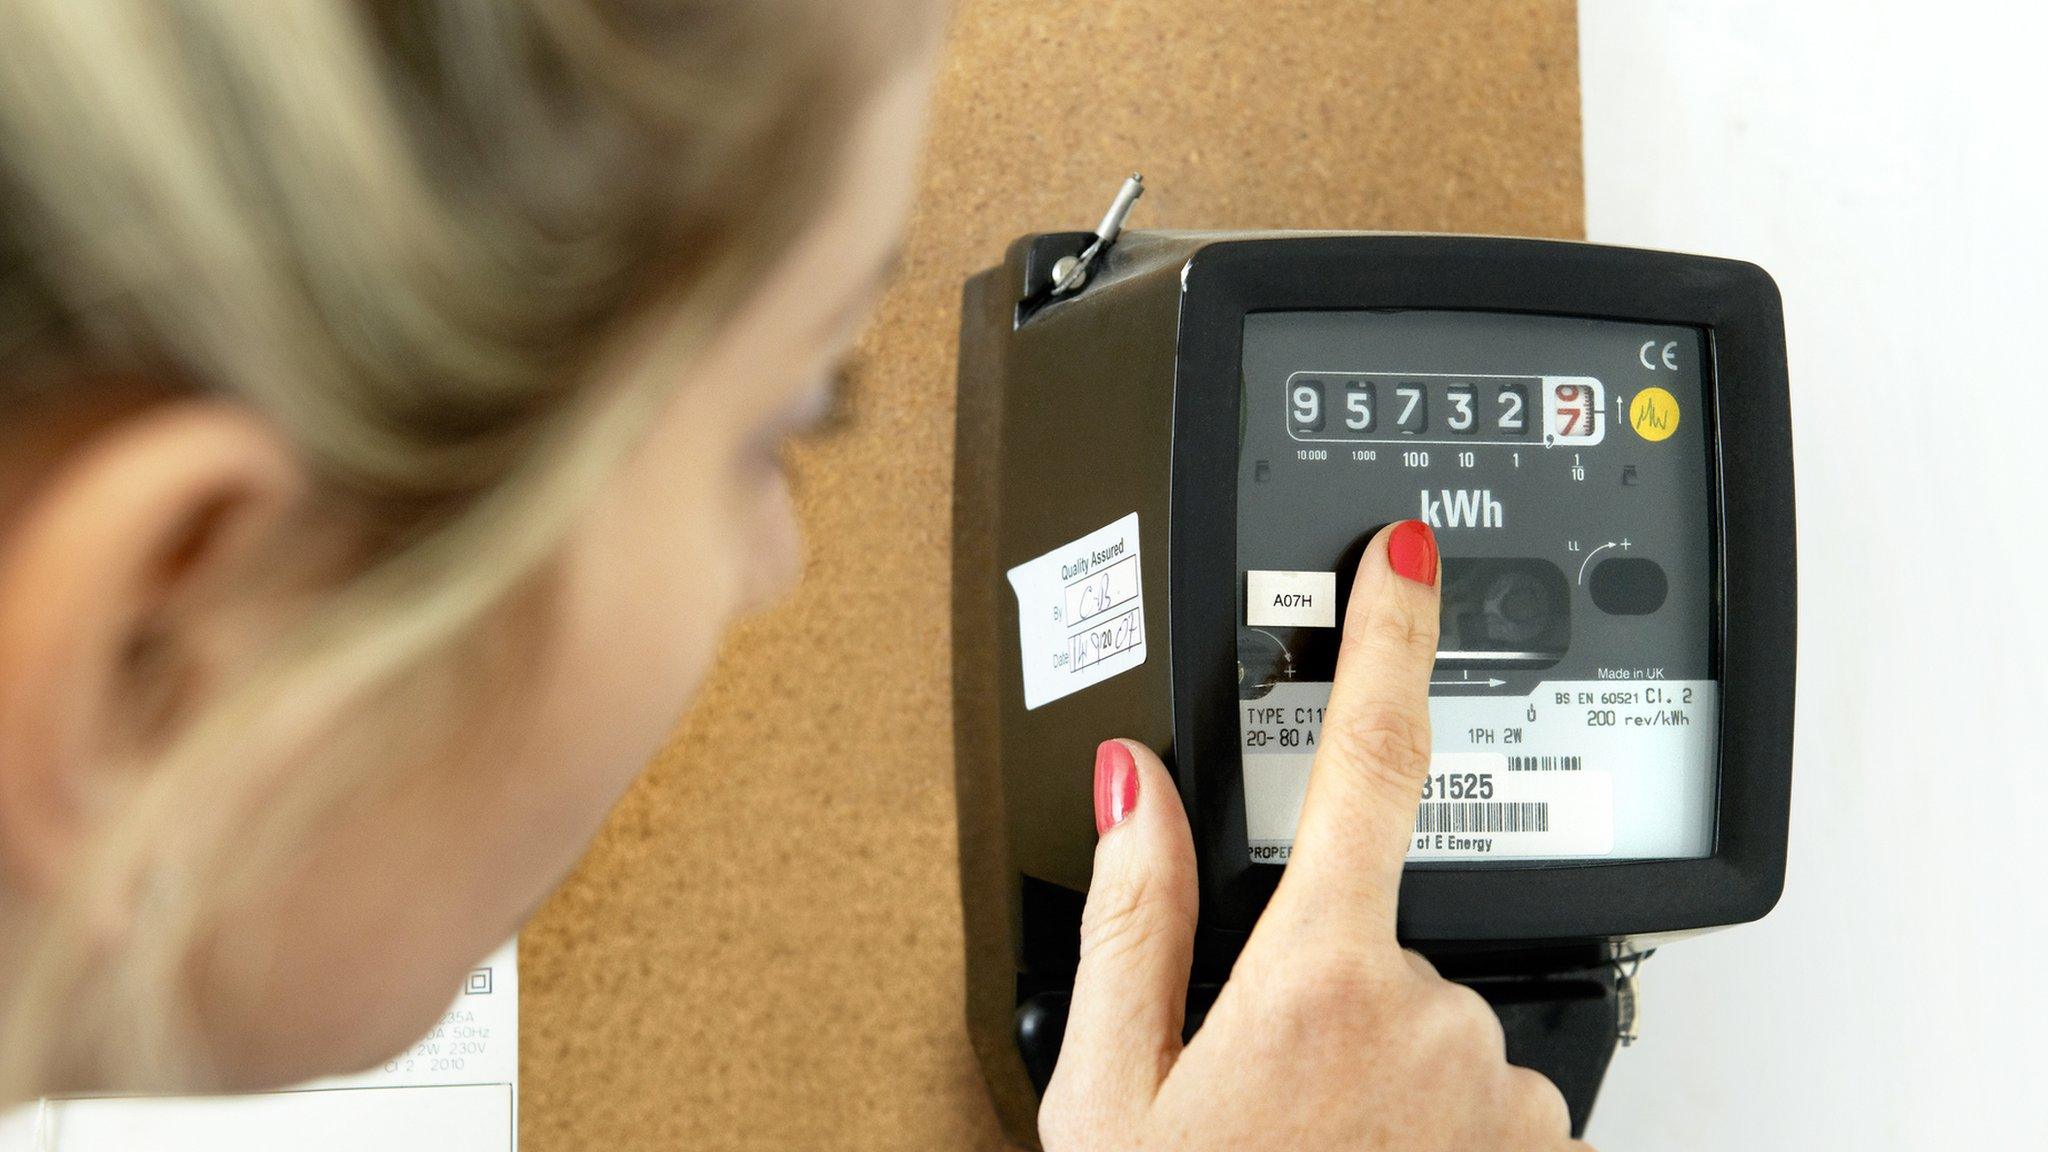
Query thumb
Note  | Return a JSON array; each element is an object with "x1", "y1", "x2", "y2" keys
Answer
[{"x1": 1043, "y1": 739, "x2": 1197, "y2": 1134}]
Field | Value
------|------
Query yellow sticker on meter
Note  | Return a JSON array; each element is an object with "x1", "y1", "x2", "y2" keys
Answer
[{"x1": 1629, "y1": 386, "x2": 1680, "y2": 442}]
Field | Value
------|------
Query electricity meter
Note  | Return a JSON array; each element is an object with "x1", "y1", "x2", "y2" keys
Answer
[{"x1": 952, "y1": 183, "x2": 1795, "y2": 1144}]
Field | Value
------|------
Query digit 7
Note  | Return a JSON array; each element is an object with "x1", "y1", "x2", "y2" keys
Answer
[{"x1": 1556, "y1": 383, "x2": 1586, "y2": 436}]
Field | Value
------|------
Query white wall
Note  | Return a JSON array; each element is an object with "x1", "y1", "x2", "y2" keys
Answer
[{"x1": 1578, "y1": 2, "x2": 2046, "y2": 1146}]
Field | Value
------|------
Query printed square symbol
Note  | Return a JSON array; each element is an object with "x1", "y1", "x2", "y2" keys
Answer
[{"x1": 465, "y1": 967, "x2": 493, "y2": 996}]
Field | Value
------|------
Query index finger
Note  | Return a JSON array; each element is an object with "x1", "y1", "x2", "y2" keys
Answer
[{"x1": 1259, "y1": 519, "x2": 1442, "y2": 946}]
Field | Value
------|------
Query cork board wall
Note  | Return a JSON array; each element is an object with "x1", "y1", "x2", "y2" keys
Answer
[{"x1": 519, "y1": 2, "x2": 1584, "y2": 1149}]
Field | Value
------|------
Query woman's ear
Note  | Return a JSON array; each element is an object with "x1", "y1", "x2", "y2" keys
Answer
[{"x1": 0, "y1": 400, "x2": 311, "y2": 896}]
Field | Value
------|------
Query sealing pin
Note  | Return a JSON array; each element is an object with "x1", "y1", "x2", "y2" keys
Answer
[{"x1": 1050, "y1": 173, "x2": 1145, "y2": 296}]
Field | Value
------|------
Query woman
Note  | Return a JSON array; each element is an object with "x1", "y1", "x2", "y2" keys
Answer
[{"x1": 0, "y1": 2, "x2": 1582, "y2": 1147}]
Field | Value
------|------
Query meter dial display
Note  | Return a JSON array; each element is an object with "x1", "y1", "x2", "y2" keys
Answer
[{"x1": 1237, "y1": 310, "x2": 1719, "y2": 864}]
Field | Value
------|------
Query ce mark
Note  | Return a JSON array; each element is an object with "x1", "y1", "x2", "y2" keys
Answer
[{"x1": 1639, "y1": 339, "x2": 1680, "y2": 371}]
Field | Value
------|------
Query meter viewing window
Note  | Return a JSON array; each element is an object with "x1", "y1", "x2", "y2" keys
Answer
[{"x1": 1236, "y1": 310, "x2": 1720, "y2": 864}]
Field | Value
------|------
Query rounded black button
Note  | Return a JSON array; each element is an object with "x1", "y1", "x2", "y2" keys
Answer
[{"x1": 1589, "y1": 557, "x2": 1668, "y2": 615}]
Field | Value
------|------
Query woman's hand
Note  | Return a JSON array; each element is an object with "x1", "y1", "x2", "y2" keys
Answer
[{"x1": 1040, "y1": 520, "x2": 1588, "y2": 1151}]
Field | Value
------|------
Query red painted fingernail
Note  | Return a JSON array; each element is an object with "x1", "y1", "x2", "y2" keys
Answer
[
  {"x1": 1387, "y1": 519, "x2": 1439, "y2": 587},
  {"x1": 1093, "y1": 740, "x2": 1139, "y2": 835}
]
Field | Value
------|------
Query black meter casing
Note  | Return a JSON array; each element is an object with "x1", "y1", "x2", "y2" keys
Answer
[{"x1": 952, "y1": 231, "x2": 1794, "y2": 1145}]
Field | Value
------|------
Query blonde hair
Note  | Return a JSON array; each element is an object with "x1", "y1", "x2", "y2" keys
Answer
[{"x1": 0, "y1": 0, "x2": 932, "y2": 1098}]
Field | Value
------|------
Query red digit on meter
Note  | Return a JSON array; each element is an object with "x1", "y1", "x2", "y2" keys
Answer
[
  {"x1": 1544, "y1": 379, "x2": 1613, "y2": 447},
  {"x1": 1555, "y1": 383, "x2": 1589, "y2": 436}
]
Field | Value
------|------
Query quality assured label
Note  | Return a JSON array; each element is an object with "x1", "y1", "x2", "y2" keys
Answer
[{"x1": 1007, "y1": 513, "x2": 1147, "y2": 710}]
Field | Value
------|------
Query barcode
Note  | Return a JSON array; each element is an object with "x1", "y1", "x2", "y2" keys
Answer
[
  {"x1": 1414, "y1": 802, "x2": 1550, "y2": 834},
  {"x1": 1505, "y1": 755, "x2": 1582, "y2": 772}
]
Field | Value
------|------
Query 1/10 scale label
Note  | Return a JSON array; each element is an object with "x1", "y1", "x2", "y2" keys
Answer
[{"x1": 1241, "y1": 679, "x2": 1719, "y2": 862}]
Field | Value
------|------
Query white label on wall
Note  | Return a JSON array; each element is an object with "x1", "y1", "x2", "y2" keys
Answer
[
  {"x1": 0, "y1": 939, "x2": 519, "y2": 1151},
  {"x1": 1008, "y1": 512, "x2": 1146, "y2": 710},
  {"x1": 1247, "y1": 570, "x2": 1339, "y2": 628}
]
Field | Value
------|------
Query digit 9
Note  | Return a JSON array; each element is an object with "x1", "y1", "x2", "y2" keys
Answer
[{"x1": 1289, "y1": 379, "x2": 1325, "y2": 432}]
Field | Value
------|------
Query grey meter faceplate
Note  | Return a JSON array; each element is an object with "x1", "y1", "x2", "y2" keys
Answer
[{"x1": 1237, "y1": 310, "x2": 1718, "y2": 863}]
